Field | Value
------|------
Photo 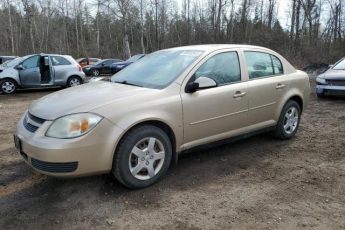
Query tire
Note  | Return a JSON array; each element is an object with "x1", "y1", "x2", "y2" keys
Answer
[
  {"x1": 316, "y1": 91, "x2": 325, "y2": 98},
  {"x1": 91, "y1": 69, "x2": 100, "y2": 77},
  {"x1": 0, "y1": 79, "x2": 17, "y2": 94},
  {"x1": 112, "y1": 125, "x2": 172, "y2": 189},
  {"x1": 274, "y1": 100, "x2": 301, "y2": 140},
  {"x1": 67, "y1": 76, "x2": 82, "y2": 87}
]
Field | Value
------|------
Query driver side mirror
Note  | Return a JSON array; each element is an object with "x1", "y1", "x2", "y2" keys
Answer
[
  {"x1": 101, "y1": 63, "x2": 105, "y2": 66},
  {"x1": 328, "y1": 64, "x2": 334, "y2": 68},
  {"x1": 16, "y1": 64, "x2": 24, "y2": 70},
  {"x1": 186, "y1": 76, "x2": 217, "y2": 93}
]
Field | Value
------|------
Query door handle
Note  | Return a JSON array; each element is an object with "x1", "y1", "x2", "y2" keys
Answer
[
  {"x1": 233, "y1": 91, "x2": 246, "y2": 98},
  {"x1": 276, "y1": 83, "x2": 286, "y2": 89}
]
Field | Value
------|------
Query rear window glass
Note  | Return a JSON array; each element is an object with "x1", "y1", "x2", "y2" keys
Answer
[{"x1": 51, "y1": 56, "x2": 71, "y2": 66}]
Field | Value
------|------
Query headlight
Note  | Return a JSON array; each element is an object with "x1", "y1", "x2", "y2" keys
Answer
[
  {"x1": 46, "y1": 113, "x2": 102, "y2": 138},
  {"x1": 316, "y1": 76, "x2": 327, "y2": 84}
]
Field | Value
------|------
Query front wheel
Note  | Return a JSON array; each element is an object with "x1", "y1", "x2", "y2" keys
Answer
[
  {"x1": 0, "y1": 79, "x2": 17, "y2": 94},
  {"x1": 91, "y1": 69, "x2": 100, "y2": 77},
  {"x1": 274, "y1": 100, "x2": 301, "y2": 139},
  {"x1": 316, "y1": 90, "x2": 325, "y2": 98},
  {"x1": 112, "y1": 125, "x2": 172, "y2": 189}
]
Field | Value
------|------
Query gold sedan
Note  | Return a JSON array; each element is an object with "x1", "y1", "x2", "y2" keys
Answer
[{"x1": 15, "y1": 45, "x2": 310, "y2": 189}]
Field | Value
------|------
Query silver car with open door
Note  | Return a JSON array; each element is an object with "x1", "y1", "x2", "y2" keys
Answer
[{"x1": 0, "y1": 54, "x2": 86, "y2": 94}]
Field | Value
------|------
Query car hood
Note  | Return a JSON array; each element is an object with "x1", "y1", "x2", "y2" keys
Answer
[
  {"x1": 29, "y1": 81, "x2": 155, "y2": 120},
  {"x1": 319, "y1": 69, "x2": 345, "y2": 80}
]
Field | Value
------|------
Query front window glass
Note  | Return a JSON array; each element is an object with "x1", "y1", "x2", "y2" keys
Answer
[
  {"x1": 22, "y1": 55, "x2": 39, "y2": 69},
  {"x1": 111, "y1": 50, "x2": 203, "y2": 89},
  {"x1": 333, "y1": 58, "x2": 345, "y2": 70},
  {"x1": 194, "y1": 52, "x2": 241, "y2": 85}
]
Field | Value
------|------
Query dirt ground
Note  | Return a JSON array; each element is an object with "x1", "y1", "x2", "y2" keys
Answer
[{"x1": 0, "y1": 76, "x2": 345, "y2": 230}]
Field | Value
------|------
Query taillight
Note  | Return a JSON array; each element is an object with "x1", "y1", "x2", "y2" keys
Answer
[{"x1": 78, "y1": 65, "x2": 82, "y2": 72}]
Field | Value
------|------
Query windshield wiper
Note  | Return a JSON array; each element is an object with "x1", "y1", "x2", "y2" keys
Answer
[{"x1": 114, "y1": 80, "x2": 143, "y2": 87}]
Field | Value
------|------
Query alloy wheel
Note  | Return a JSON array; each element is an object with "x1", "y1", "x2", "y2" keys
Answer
[
  {"x1": 128, "y1": 137, "x2": 165, "y2": 180},
  {"x1": 92, "y1": 69, "x2": 99, "y2": 76},
  {"x1": 69, "y1": 78, "x2": 81, "y2": 87},
  {"x1": 1, "y1": 81, "x2": 16, "y2": 94},
  {"x1": 283, "y1": 106, "x2": 299, "y2": 134}
]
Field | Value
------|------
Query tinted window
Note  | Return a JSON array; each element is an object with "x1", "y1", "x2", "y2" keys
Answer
[
  {"x1": 22, "y1": 55, "x2": 39, "y2": 69},
  {"x1": 244, "y1": 51, "x2": 284, "y2": 79},
  {"x1": 51, "y1": 56, "x2": 71, "y2": 66},
  {"x1": 195, "y1": 52, "x2": 241, "y2": 85}
]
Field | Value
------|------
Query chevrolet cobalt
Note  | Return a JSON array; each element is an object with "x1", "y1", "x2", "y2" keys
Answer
[{"x1": 15, "y1": 45, "x2": 310, "y2": 189}]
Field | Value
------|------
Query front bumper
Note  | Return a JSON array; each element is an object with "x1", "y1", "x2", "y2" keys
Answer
[
  {"x1": 15, "y1": 113, "x2": 124, "y2": 177},
  {"x1": 316, "y1": 85, "x2": 345, "y2": 95}
]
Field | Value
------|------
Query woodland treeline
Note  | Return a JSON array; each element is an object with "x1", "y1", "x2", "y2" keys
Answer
[{"x1": 0, "y1": 0, "x2": 344, "y2": 66}]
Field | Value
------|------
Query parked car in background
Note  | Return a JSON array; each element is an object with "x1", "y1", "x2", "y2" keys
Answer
[
  {"x1": 15, "y1": 45, "x2": 310, "y2": 189},
  {"x1": 76, "y1": 57, "x2": 101, "y2": 67},
  {"x1": 0, "y1": 54, "x2": 85, "y2": 94},
  {"x1": 316, "y1": 57, "x2": 345, "y2": 97},
  {"x1": 0, "y1": 56, "x2": 18, "y2": 64},
  {"x1": 83, "y1": 59, "x2": 122, "y2": 76},
  {"x1": 110, "y1": 54, "x2": 145, "y2": 74}
]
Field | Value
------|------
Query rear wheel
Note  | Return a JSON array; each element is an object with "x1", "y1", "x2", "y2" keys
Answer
[
  {"x1": 0, "y1": 79, "x2": 17, "y2": 94},
  {"x1": 112, "y1": 125, "x2": 172, "y2": 189},
  {"x1": 274, "y1": 100, "x2": 301, "y2": 139},
  {"x1": 67, "y1": 76, "x2": 82, "y2": 87}
]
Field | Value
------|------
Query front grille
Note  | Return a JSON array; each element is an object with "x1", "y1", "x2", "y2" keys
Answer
[
  {"x1": 27, "y1": 112, "x2": 45, "y2": 124},
  {"x1": 23, "y1": 119, "x2": 39, "y2": 132},
  {"x1": 327, "y1": 80, "x2": 345, "y2": 86},
  {"x1": 31, "y1": 158, "x2": 78, "y2": 173},
  {"x1": 23, "y1": 112, "x2": 46, "y2": 133}
]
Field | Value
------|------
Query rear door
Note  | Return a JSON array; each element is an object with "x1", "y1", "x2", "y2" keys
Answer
[
  {"x1": 243, "y1": 50, "x2": 289, "y2": 128},
  {"x1": 18, "y1": 55, "x2": 41, "y2": 87},
  {"x1": 50, "y1": 55, "x2": 73, "y2": 85}
]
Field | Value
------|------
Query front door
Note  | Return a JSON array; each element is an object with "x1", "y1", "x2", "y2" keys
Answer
[
  {"x1": 19, "y1": 55, "x2": 41, "y2": 87},
  {"x1": 181, "y1": 51, "x2": 249, "y2": 149}
]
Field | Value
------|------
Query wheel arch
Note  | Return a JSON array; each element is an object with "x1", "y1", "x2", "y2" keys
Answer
[
  {"x1": 113, "y1": 119, "x2": 178, "y2": 167},
  {"x1": 0, "y1": 77, "x2": 20, "y2": 86},
  {"x1": 276, "y1": 90, "x2": 305, "y2": 121}
]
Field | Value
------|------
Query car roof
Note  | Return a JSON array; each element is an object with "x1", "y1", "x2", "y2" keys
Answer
[{"x1": 163, "y1": 44, "x2": 276, "y2": 52}]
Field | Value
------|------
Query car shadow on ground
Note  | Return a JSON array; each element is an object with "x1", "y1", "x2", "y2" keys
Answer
[{"x1": 1, "y1": 131, "x2": 292, "y2": 213}]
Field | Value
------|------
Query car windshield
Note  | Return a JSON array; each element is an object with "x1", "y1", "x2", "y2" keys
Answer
[
  {"x1": 111, "y1": 50, "x2": 203, "y2": 89},
  {"x1": 127, "y1": 55, "x2": 143, "y2": 62},
  {"x1": 1, "y1": 57, "x2": 23, "y2": 68},
  {"x1": 333, "y1": 58, "x2": 345, "y2": 70}
]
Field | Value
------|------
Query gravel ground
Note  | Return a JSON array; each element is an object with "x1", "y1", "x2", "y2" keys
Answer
[{"x1": 0, "y1": 76, "x2": 345, "y2": 229}]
